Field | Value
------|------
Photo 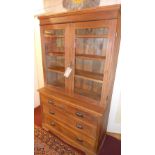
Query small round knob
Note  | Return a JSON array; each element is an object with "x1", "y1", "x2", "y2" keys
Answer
[
  {"x1": 76, "y1": 124, "x2": 83, "y2": 129},
  {"x1": 76, "y1": 112, "x2": 84, "y2": 118},
  {"x1": 76, "y1": 137, "x2": 83, "y2": 143}
]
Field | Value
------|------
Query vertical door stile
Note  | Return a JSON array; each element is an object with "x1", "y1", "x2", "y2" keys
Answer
[
  {"x1": 70, "y1": 23, "x2": 76, "y2": 94},
  {"x1": 65, "y1": 23, "x2": 75, "y2": 94},
  {"x1": 64, "y1": 24, "x2": 70, "y2": 93}
]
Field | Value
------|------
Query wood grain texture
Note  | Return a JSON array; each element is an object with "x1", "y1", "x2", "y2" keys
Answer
[
  {"x1": 42, "y1": 101, "x2": 98, "y2": 139},
  {"x1": 43, "y1": 114, "x2": 96, "y2": 151},
  {"x1": 38, "y1": 4, "x2": 121, "y2": 155}
]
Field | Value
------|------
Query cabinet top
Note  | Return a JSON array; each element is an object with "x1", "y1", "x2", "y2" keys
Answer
[{"x1": 38, "y1": 4, "x2": 121, "y2": 25}]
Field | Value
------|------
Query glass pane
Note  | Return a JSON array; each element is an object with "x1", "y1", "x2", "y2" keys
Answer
[
  {"x1": 76, "y1": 28, "x2": 108, "y2": 35},
  {"x1": 76, "y1": 58, "x2": 104, "y2": 75},
  {"x1": 47, "y1": 71, "x2": 65, "y2": 88},
  {"x1": 76, "y1": 38, "x2": 108, "y2": 56},
  {"x1": 44, "y1": 29, "x2": 65, "y2": 89},
  {"x1": 74, "y1": 27, "x2": 108, "y2": 101},
  {"x1": 74, "y1": 77, "x2": 102, "y2": 101},
  {"x1": 45, "y1": 37, "x2": 64, "y2": 53},
  {"x1": 46, "y1": 55, "x2": 64, "y2": 68}
]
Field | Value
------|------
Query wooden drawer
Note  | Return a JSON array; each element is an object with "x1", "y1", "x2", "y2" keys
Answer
[
  {"x1": 41, "y1": 94, "x2": 98, "y2": 126},
  {"x1": 43, "y1": 114, "x2": 96, "y2": 151},
  {"x1": 42, "y1": 102, "x2": 97, "y2": 139}
]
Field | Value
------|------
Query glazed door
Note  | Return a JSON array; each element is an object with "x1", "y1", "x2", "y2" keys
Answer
[
  {"x1": 72, "y1": 20, "x2": 116, "y2": 103},
  {"x1": 40, "y1": 20, "x2": 117, "y2": 102},
  {"x1": 41, "y1": 24, "x2": 70, "y2": 90}
]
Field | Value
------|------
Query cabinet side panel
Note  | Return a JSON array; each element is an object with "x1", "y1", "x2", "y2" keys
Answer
[{"x1": 99, "y1": 15, "x2": 121, "y2": 148}]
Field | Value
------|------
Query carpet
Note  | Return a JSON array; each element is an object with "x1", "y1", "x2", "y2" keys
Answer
[{"x1": 34, "y1": 125, "x2": 85, "y2": 155}]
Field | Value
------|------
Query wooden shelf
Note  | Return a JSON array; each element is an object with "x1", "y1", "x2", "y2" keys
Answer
[
  {"x1": 48, "y1": 67, "x2": 103, "y2": 83},
  {"x1": 76, "y1": 54, "x2": 106, "y2": 60},
  {"x1": 76, "y1": 34, "x2": 108, "y2": 38},
  {"x1": 47, "y1": 52, "x2": 64, "y2": 56},
  {"x1": 75, "y1": 69, "x2": 103, "y2": 83},
  {"x1": 49, "y1": 81, "x2": 65, "y2": 88},
  {"x1": 48, "y1": 66, "x2": 65, "y2": 73},
  {"x1": 44, "y1": 34, "x2": 64, "y2": 38}
]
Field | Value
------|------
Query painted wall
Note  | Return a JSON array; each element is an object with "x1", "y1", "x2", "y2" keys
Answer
[
  {"x1": 34, "y1": 0, "x2": 44, "y2": 108},
  {"x1": 34, "y1": 0, "x2": 121, "y2": 133},
  {"x1": 107, "y1": 47, "x2": 121, "y2": 133}
]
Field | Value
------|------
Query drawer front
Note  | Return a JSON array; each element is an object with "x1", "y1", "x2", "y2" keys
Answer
[
  {"x1": 42, "y1": 102, "x2": 97, "y2": 139},
  {"x1": 43, "y1": 114, "x2": 96, "y2": 151},
  {"x1": 41, "y1": 95, "x2": 98, "y2": 126}
]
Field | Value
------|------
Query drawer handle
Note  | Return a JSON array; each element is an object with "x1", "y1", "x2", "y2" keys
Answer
[
  {"x1": 50, "y1": 121, "x2": 55, "y2": 126},
  {"x1": 48, "y1": 100, "x2": 54, "y2": 104},
  {"x1": 76, "y1": 112, "x2": 84, "y2": 118},
  {"x1": 49, "y1": 111, "x2": 55, "y2": 115},
  {"x1": 76, "y1": 124, "x2": 83, "y2": 129},
  {"x1": 76, "y1": 137, "x2": 83, "y2": 143}
]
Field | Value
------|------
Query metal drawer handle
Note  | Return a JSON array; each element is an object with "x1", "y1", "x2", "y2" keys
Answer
[
  {"x1": 50, "y1": 121, "x2": 55, "y2": 126},
  {"x1": 76, "y1": 112, "x2": 84, "y2": 118},
  {"x1": 76, "y1": 137, "x2": 83, "y2": 143},
  {"x1": 49, "y1": 111, "x2": 55, "y2": 115},
  {"x1": 48, "y1": 100, "x2": 54, "y2": 104},
  {"x1": 76, "y1": 124, "x2": 83, "y2": 129}
]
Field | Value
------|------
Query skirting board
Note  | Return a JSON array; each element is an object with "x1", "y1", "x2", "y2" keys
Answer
[{"x1": 106, "y1": 132, "x2": 121, "y2": 140}]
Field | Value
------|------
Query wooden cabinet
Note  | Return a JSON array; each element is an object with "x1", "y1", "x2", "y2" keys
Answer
[{"x1": 38, "y1": 4, "x2": 121, "y2": 155}]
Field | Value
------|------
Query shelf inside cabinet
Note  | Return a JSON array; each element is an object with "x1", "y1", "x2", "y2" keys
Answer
[
  {"x1": 50, "y1": 81, "x2": 65, "y2": 88},
  {"x1": 47, "y1": 66, "x2": 103, "y2": 83},
  {"x1": 75, "y1": 69, "x2": 103, "y2": 83},
  {"x1": 48, "y1": 66, "x2": 65, "y2": 74},
  {"x1": 47, "y1": 52, "x2": 64, "y2": 56},
  {"x1": 76, "y1": 54, "x2": 106, "y2": 60},
  {"x1": 44, "y1": 34, "x2": 64, "y2": 38},
  {"x1": 76, "y1": 34, "x2": 108, "y2": 38}
]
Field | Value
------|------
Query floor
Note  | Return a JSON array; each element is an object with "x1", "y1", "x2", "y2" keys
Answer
[{"x1": 34, "y1": 106, "x2": 121, "y2": 155}]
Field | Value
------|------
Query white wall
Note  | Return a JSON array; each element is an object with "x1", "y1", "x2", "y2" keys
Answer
[
  {"x1": 107, "y1": 46, "x2": 121, "y2": 133},
  {"x1": 34, "y1": 0, "x2": 44, "y2": 108},
  {"x1": 34, "y1": 0, "x2": 121, "y2": 133}
]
